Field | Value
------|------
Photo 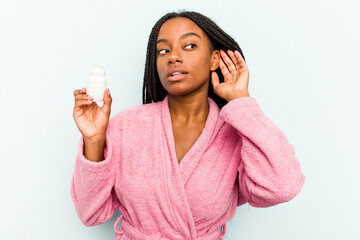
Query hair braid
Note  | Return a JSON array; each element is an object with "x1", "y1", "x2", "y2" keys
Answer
[{"x1": 142, "y1": 10, "x2": 246, "y2": 109}]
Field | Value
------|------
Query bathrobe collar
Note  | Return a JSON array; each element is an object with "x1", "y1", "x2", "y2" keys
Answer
[
  {"x1": 161, "y1": 94, "x2": 220, "y2": 184},
  {"x1": 161, "y1": 94, "x2": 221, "y2": 238}
]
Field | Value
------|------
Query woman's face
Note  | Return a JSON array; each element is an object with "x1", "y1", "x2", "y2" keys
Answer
[{"x1": 156, "y1": 17, "x2": 219, "y2": 97}]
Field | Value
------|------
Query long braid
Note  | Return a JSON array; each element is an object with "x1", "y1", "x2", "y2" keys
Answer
[{"x1": 142, "y1": 10, "x2": 246, "y2": 109}]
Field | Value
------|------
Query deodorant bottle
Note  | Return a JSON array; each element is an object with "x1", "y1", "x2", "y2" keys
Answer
[{"x1": 87, "y1": 64, "x2": 107, "y2": 102}]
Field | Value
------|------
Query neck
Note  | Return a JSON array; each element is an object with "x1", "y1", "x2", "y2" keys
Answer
[{"x1": 167, "y1": 93, "x2": 209, "y2": 125}]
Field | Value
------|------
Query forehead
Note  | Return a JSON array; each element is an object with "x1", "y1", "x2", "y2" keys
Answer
[{"x1": 157, "y1": 17, "x2": 207, "y2": 41}]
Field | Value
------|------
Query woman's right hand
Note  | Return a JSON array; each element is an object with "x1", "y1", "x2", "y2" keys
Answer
[{"x1": 73, "y1": 87, "x2": 112, "y2": 142}]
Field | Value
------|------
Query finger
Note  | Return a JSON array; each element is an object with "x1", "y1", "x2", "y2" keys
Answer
[
  {"x1": 100, "y1": 88, "x2": 112, "y2": 116},
  {"x1": 74, "y1": 88, "x2": 87, "y2": 97},
  {"x1": 234, "y1": 50, "x2": 247, "y2": 69},
  {"x1": 219, "y1": 58, "x2": 232, "y2": 82},
  {"x1": 227, "y1": 50, "x2": 241, "y2": 70},
  {"x1": 75, "y1": 94, "x2": 93, "y2": 103},
  {"x1": 74, "y1": 89, "x2": 80, "y2": 96},
  {"x1": 75, "y1": 92, "x2": 93, "y2": 101},
  {"x1": 75, "y1": 99, "x2": 94, "y2": 107},
  {"x1": 219, "y1": 57, "x2": 229, "y2": 75},
  {"x1": 220, "y1": 49, "x2": 237, "y2": 73},
  {"x1": 210, "y1": 71, "x2": 220, "y2": 90},
  {"x1": 74, "y1": 87, "x2": 92, "y2": 102},
  {"x1": 80, "y1": 87, "x2": 87, "y2": 94}
]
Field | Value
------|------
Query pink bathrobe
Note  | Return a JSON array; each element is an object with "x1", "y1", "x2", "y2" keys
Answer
[{"x1": 70, "y1": 95, "x2": 305, "y2": 240}]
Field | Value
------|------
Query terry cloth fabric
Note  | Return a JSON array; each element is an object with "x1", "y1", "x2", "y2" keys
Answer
[{"x1": 70, "y1": 95, "x2": 305, "y2": 240}]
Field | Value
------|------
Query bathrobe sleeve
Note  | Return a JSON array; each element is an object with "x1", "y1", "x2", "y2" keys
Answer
[
  {"x1": 219, "y1": 97, "x2": 305, "y2": 208},
  {"x1": 70, "y1": 117, "x2": 120, "y2": 226}
]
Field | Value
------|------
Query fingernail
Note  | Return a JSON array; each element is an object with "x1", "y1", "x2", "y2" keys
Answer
[{"x1": 107, "y1": 89, "x2": 110, "y2": 95}]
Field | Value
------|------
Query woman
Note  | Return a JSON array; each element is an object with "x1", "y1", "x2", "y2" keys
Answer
[{"x1": 71, "y1": 10, "x2": 305, "y2": 240}]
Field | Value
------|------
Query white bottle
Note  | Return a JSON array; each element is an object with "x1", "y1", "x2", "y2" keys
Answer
[{"x1": 87, "y1": 64, "x2": 107, "y2": 102}]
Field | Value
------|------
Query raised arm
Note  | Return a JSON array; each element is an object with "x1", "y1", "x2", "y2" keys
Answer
[
  {"x1": 70, "y1": 87, "x2": 120, "y2": 225},
  {"x1": 219, "y1": 97, "x2": 305, "y2": 208}
]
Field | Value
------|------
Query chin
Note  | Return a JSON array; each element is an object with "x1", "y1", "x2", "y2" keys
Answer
[
  {"x1": 162, "y1": 83, "x2": 190, "y2": 95},
  {"x1": 167, "y1": 90, "x2": 190, "y2": 96},
  {"x1": 167, "y1": 87, "x2": 194, "y2": 96}
]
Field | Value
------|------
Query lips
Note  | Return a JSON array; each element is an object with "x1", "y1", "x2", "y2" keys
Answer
[
  {"x1": 167, "y1": 68, "x2": 188, "y2": 77},
  {"x1": 167, "y1": 73, "x2": 187, "y2": 81}
]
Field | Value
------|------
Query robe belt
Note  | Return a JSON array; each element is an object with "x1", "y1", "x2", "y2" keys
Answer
[{"x1": 114, "y1": 214, "x2": 227, "y2": 240}]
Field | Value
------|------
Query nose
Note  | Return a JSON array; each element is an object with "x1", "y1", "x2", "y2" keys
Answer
[{"x1": 168, "y1": 48, "x2": 182, "y2": 64}]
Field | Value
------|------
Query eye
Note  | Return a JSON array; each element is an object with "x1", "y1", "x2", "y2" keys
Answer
[
  {"x1": 157, "y1": 49, "x2": 169, "y2": 55},
  {"x1": 185, "y1": 44, "x2": 196, "y2": 49},
  {"x1": 157, "y1": 44, "x2": 196, "y2": 55}
]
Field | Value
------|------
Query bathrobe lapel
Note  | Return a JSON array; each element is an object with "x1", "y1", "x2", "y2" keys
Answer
[{"x1": 160, "y1": 95, "x2": 220, "y2": 239}]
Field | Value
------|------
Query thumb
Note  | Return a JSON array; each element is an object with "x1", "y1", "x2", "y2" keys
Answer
[
  {"x1": 211, "y1": 71, "x2": 220, "y2": 92},
  {"x1": 101, "y1": 88, "x2": 112, "y2": 116}
]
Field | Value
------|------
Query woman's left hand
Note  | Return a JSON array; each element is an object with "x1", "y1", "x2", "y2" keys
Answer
[{"x1": 211, "y1": 49, "x2": 250, "y2": 102}]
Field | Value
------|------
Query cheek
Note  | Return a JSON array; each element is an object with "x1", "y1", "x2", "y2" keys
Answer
[
  {"x1": 157, "y1": 57, "x2": 166, "y2": 69},
  {"x1": 193, "y1": 55, "x2": 212, "y2": 75},
  {"x1": 194, "y1": 50, "x2": 212, "y2": 67},
  {"x1": 156, "y1": 60, "x2": 163, "y2": 77}
]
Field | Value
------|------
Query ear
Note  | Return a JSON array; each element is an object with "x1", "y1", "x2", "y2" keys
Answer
[{"x1": 210, "y1": 50, "x2": 220, "y2": 71}]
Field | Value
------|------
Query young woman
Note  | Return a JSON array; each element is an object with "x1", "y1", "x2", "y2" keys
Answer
[{"x1": 71, "y1": 10, "x2": 305, "y2": 240}]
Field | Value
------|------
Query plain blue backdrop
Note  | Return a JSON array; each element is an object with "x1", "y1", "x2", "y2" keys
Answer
[{"x1": 1, "y1": 0, "x2": 359, "y2": 239}]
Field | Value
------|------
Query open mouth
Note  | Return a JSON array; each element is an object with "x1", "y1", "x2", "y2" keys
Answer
[
  {"x1": 167, "y1": 72, "x2": 188, "y2": 81},
  {"x1": 168, "y1": 71, "x2": 188, "y2": 77}
]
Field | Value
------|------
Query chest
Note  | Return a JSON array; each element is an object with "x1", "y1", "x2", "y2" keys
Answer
[
  {"x1": 172, "y1": 123, "x2": 205, "y2": 164},
  {"x1": 115, "y1": 116, "x2": 242, "y2": 224}
]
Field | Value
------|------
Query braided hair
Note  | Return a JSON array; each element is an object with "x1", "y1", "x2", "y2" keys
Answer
[{"x1": 142, "y1": 10, "x2": 246, "y2": 109}]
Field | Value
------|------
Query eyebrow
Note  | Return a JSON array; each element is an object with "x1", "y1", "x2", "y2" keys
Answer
[{"x1": 156, "y1": 32, "x2": 201, "y2": 45}]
